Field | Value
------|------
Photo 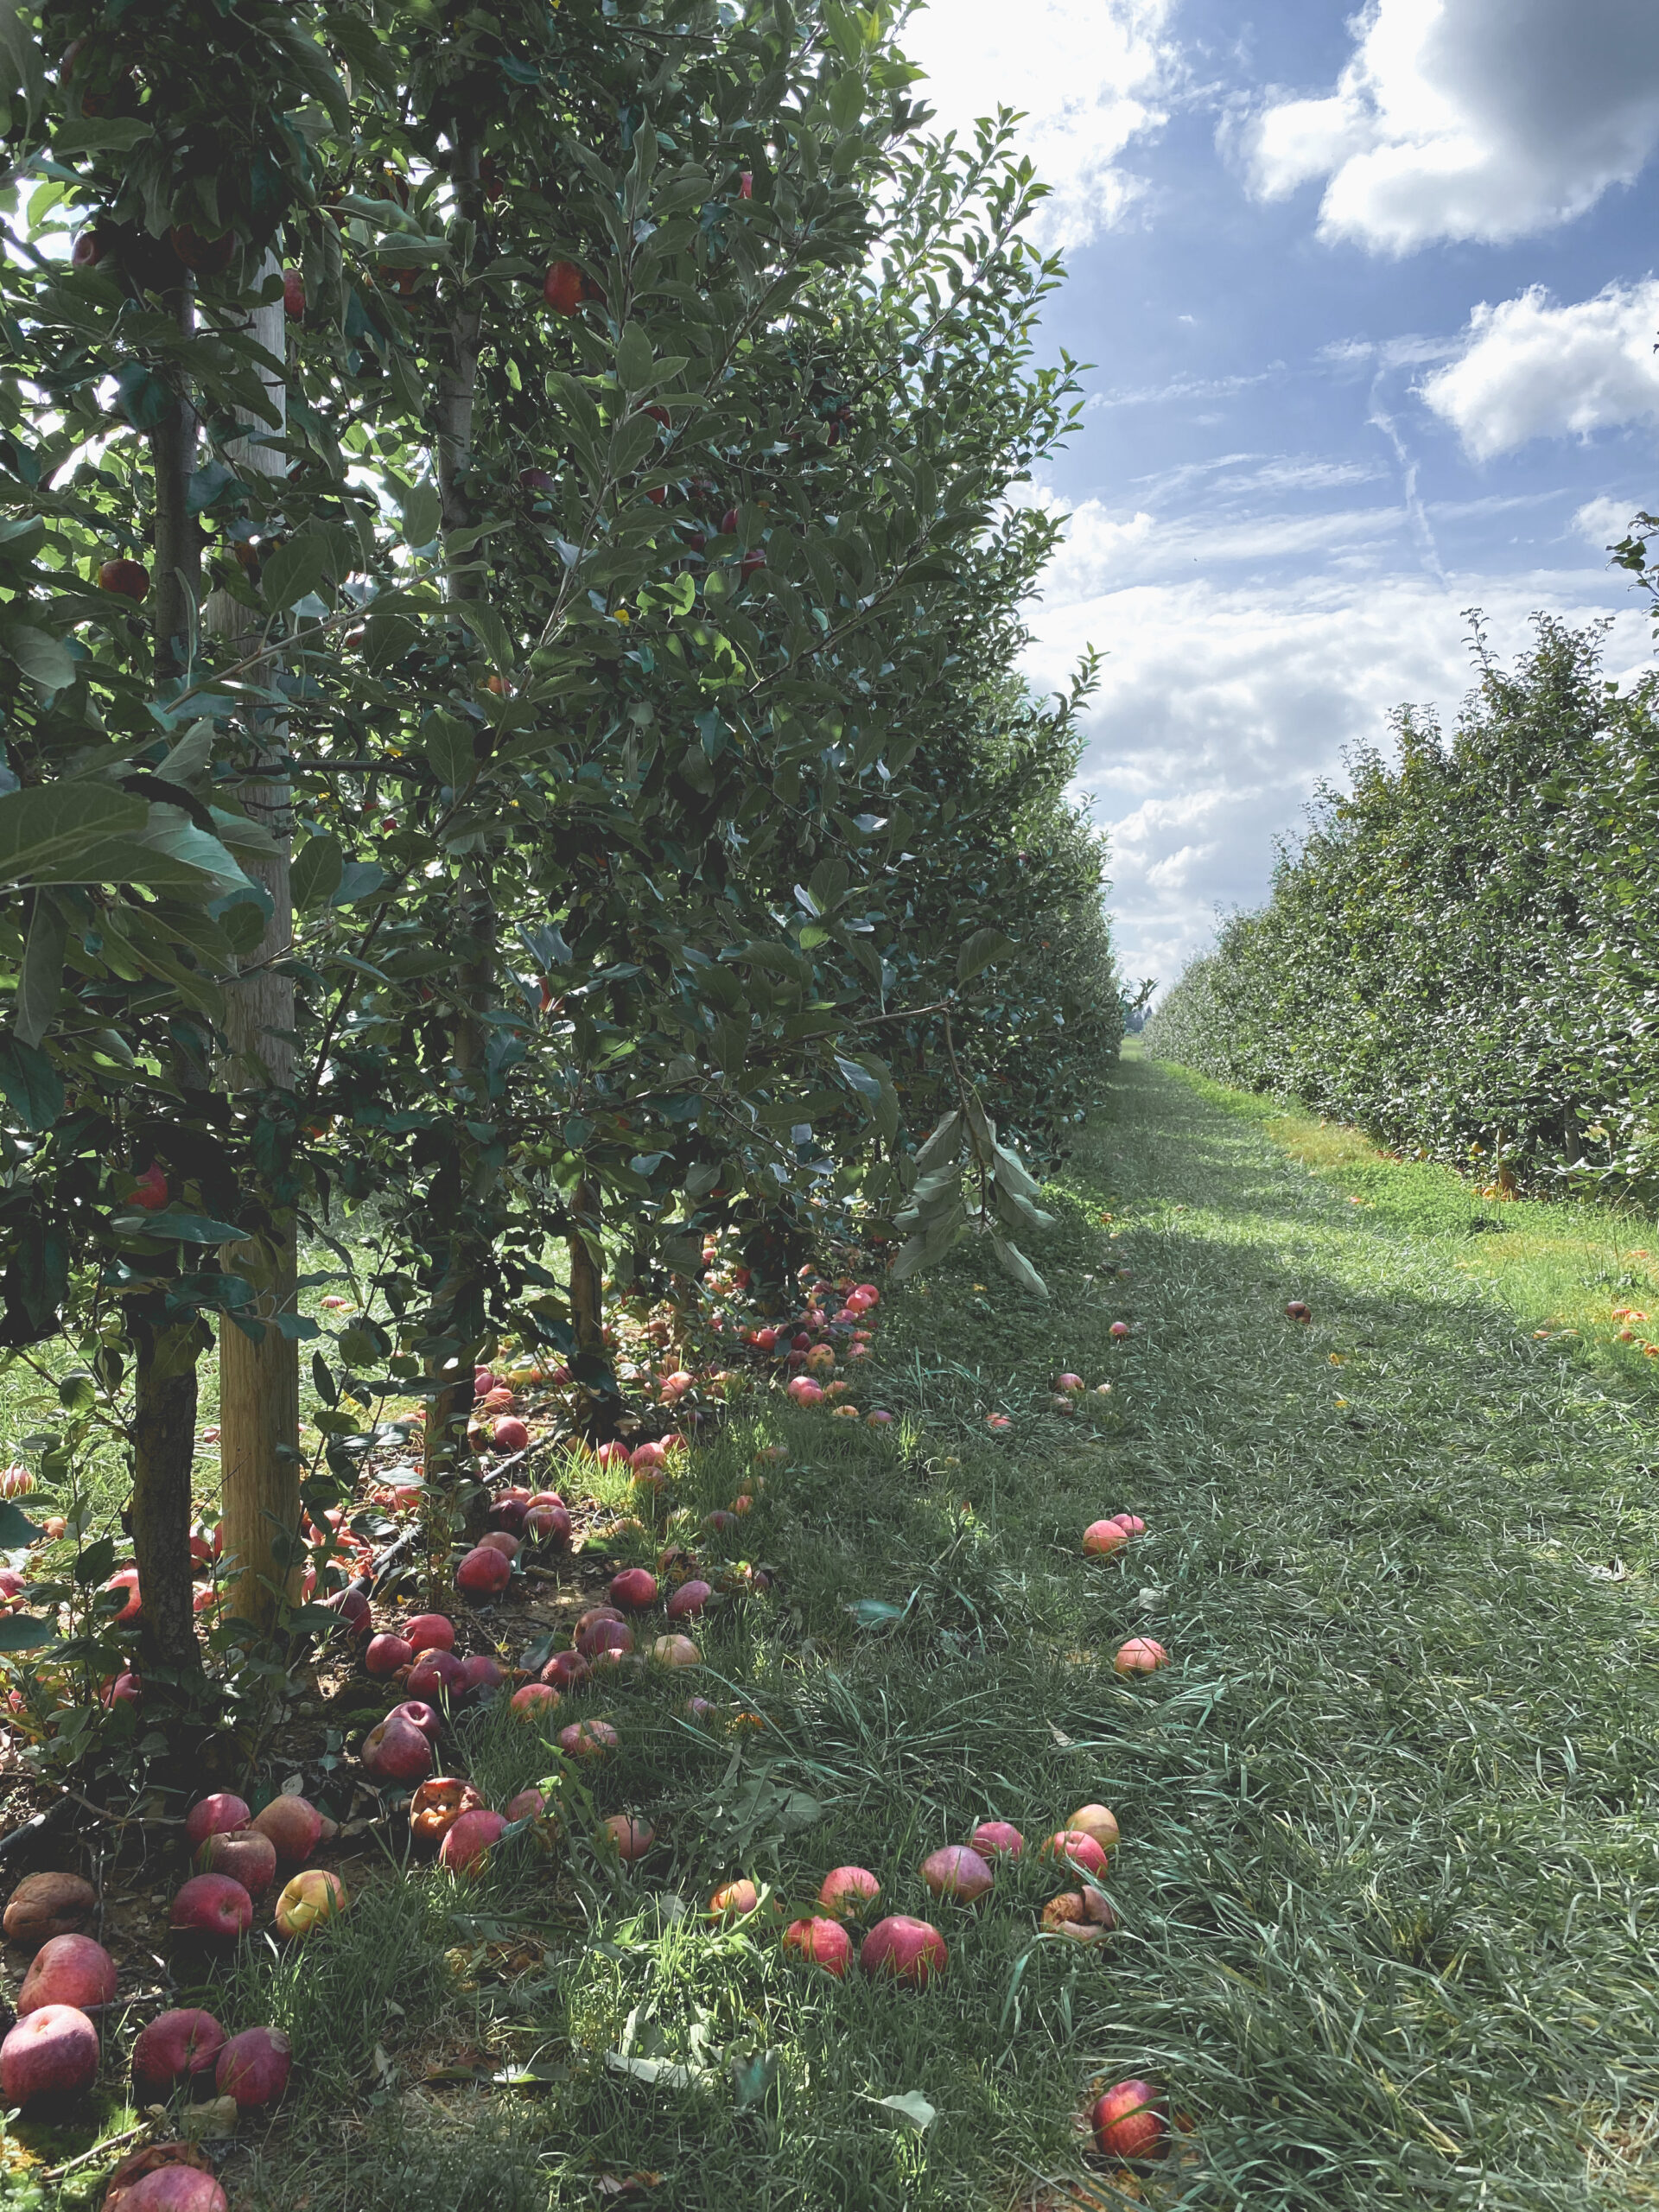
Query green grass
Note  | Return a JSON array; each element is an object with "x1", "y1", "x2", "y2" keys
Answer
[{"x1": 28, "y1": 1051, "x2": 1659, "y2": 2209}]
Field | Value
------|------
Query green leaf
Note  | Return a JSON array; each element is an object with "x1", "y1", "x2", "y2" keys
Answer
[
  {"x1": 958, "y1": 928, "x2": 1017, "y2": 985},
  {"x1": 14, "y1": 891, "x2": 67, "y2": 1047},
  {"x1": 846, "y1": 1595, "x2": 913, "y2": 1630},
  {"x1": 261, "y1": 535, "x2": 331, "y2": 612},
  {"x1": 912, "y1": 1111, "x2": 962, "y2": 1173},
  {"x1": 421, "y1": 711, "x2": 476, "y2": 792},
  {"x1": 990, "y1": 1233, "x2": 1048, "y2": 1300},
  {"x1": 291, "y1": 833, "x2": 345, "y2": 910},
  {"x1": 0, "y1": 1497, "x2": 43, "y2": 1548},
  {"x1": 0, "y1": 1036, "x2": 63, "y2": 1130},
  {"x1": 135, "y1": 1211, "x2": 245, "y2": 1244},
  {"x1": 400, "y1": 481, "x2": 442, "y2": 551},
  {"x1": 53, "y1": 117, "x2": 150, "y2": 153},
  {"x1": 730, "y1": 2050, "x2": 779, "y2": 2113},
  {"x1": 331, "y1": 862, "x2": 388, "y2": 906},
  {"x1": 615, "y1": 321, "x2": 657, "y2": 393},
  {"x1": 4, "y1": 624, "x2": 75, "y2": 692},
  {"x1": 867, "y1": 2091, "x2": 936, "y2": 2133},
  {"x1": 0, "y1": 1613, "x2": 56, "y2": 1652}
]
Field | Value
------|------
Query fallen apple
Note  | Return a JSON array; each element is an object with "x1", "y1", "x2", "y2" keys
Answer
[
  {"x1": 1285, "y1": 1300, "x2": 1312, "y2": 1323},
  {"x1": 408, "y1": 1648, "x2": 467, "y2": 1701},
  {"x1": 510, "y1": 1682, "x2": 560, "y2": 1720},
  {"x1": 1090, "y1": 2077, "x2": 1167, "y2": 2162},
  {"x1": 1041, "y1": 1829, "x2": 1109, "y2": 1879},
  {"x1": 252, "y1": 1794, "x2": 324, "y2": 1864},
  {"x1": 665, "y1": 1578, "x2": 712, "y2": 1620},
  {"x1": 197, "y1": 1827, "x2": 277, "y2": 1898},
  {"x1": 493, "y1": 1416, "x2": 529, "y2": 1452},
  {"x1": 361, "y1": 1713, "x2": 435, "y2": 1783},
  {"x1": 649, "y1": 1633, "x2": 701, "y2": 1669},
  {"x1": 404, "y1": 1612, "x2": 455, "y2": 1654},
  {"x1": 477, "y1": 1531, "x2": 520, "y2": 1560},
  {"x1": 273, "y1": 1868, "x2": 347, "y2": 1938},
  {"x1": 860, "y1": 1915, "x2": 946, "y2": 1986},
  {"x1": 817, "y1": 1866, "x2": 880, "y2": 1918},
  {"x1": 919, "y1": 1845, "x2": 993, "y2": 1904},
  {"x1": 388, "y1": 1699, "x2": 442, "y2": 1745},
  {"x1": 608, "y1": 1567, "x2": 658, "y2": 1611},
  {"x1": 215, "y1": 2024, "x2": 291, "y2": 2110},
  {"x1": 3, "y1": 1871, "x2": 95, "y2": 1948},
  {"x1": 596, "y1": 1813, "x2": 653, "y2": 1862},
  {"x1": 782, "y1": 1915, "x2": 851, "y2": 1975},
  {"x1": 455, "y1": 1544, "x2": 512, "y2": 1597},
  {"x1": 365, "y1": 1632, "x2": 414, "y2": 1678},
  {"x1": 558, "y1": 1718, "x2": 618, "y2": 1762},
  {"x1": 113, "y1": 2164, "x2": 229, "y2": 2212},
  {"x1": 709, "y1": 1878, "x2": 770, "y2": 1921},
  {"x1": 410, "y1": 1777, "x2": 484, "y2": 1847},
  {"x1": 130, "y1": 2008, "x2": 226, "y2": 2100},
  {"x1": 0, "y1": 2003, "x2": 99, "y2": 2105},
  {"x1": 439, "y1": 1808, "x2": 506, "y2": 1874},
  {"x1": 1114, "y1": 1637, "x2": 1169, "y2": 1675},
  {"x1": 540, "y1": 1649, "x2": 591, "y2": 1692},
  {"x1": 1083, "y1": 1519, "x2": 1129, "y2": 1556},
  {"x1": 169, "y1": 1874, "x2": 253, "y2": 1942},
  {"x1": 17, "y1": 1933, "x2": 116, "y2": 2015},
  {"x1": 1067, "y1": 1803, "x2": 1121, "y2": 1853},
  {"x1": 575, "y1": 1613, "x2": 633, "y2": 1661},
  {"x1": 184, "y1": 1792, "x2": 250, "y2": 1851},
  {"x1": 1043, "y1": 1889, "x2": 1117, "y2": 1941},
  {"x1": 968, "y1": 1821, "x2": 1024, "y2": 1859},
  {"x1": 459, "y1": 1654, "x2": 505, "y2": 1699}
]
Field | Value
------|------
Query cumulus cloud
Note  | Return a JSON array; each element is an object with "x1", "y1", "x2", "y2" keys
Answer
[
  {"x1": 900, "y1": 0, "x2": 1178, "y2": 251},
  {"x1": 1244, "y1": 0, "x2": 1659, "y2": 253},
  {"x1": 1573, "y1": 493, "x2": 1644, "y2": 545},
  {"x1": 1023, "y1": 572, "x2": 1652, "y2": 987},
  {"x1": 1420, "y1": 280, "x2": 1659, "y2": 458}
]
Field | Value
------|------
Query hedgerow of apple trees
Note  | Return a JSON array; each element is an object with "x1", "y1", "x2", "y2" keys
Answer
[
  {"x1": 1146, "y1": 613, "x2": 1659, "y2": 1197},
  {"x1": 0, "y1": 0, "x2": 1119, "y2": 1757}
]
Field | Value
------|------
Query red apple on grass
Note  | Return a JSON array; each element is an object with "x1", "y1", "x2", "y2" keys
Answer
[
  {"x1": 525, "y1": 1501, "x2": 571, "y2": 1547},
  {"x1": 389, "y1": 1699, "x2": 442, "y2": 1745},
  {"x1": 1044, "y1": 1889, "x2": 1117, "y2": 1941},
  {"x1": 817, "y1": 1866, "x2": 880, "y2": 1919},
  {"x1": 1083, "y1": 1519, "x2": 1130, "y2": 1557},
  {"x1": 130, "y1": 2008, "x2": 226, "y2": 2099},
  {"x1": 1285, "y1": 1300, "x2": 1312, "y2": 1323},
  {"x1": 197, "y1": 1827, "x2": 276, "y2": 1897},
  {"x1": 1042, "y1": 1829, "x2": 1109, "y2": 1879},
  {"x1": 493, "y1": 1415, "x2": 529, "y2": 1452},
  {"x1": 274, "y1": 1868, "x2": 346, "y2": 1937},
  {"x1": 919, "y1": 1845, "x2": 993, "y2": 1904},
  {"x1": 505, "y1": 1786, "x2": 550, "y2": 1825},
  {"x1": 575, "y1": 1612, "x2": 632, "y2": 1661},
  {"x1": 362, "y1": 1713, "x2": 434, "y2": 1783},
  {"x1": 459, "y1": 1654, "x2": 505, "y2": 1699},
  {"x1": 115, "y1": 2166, "x2": 228, "y2": 2212},
  {"x1": 456, "y1": 1544, "x2": 511, "y2": 1597},
  {"x1": 0, "y1": 2003, "x2": 99, "y2": 2105},
  {"x1": 665, "y1": 1578, "x2": 711, "y2": 1620},
  {"x1": 215, "y1": 2024, "x2": 291, "y2": 2109},
  {"x1": 596, "y1": 1814, "x2": 652, "y2": 1862},
  {"x1": 366, "y1": 1632, "x2": 414, "y2": 1677},
  {"x1": 609, "y1": 1567, "x2": 657, "y2": 1611},
  {"x1": 558, "y1": 1719, "x2": 618, "y2": 1762},
  {"x1": 782, "y1": 1916, "x2": 851, "y2": 1975},
  {"x1": 440, "y1": 1808, "x2": 506, "y2": 1874},
  {"x1": 511, "y1": 1682, "x2": 560, "y2": 1721},
  {"x1": 541, "y1": 1649, "x2": 590, "y2": 1692},
  {"x1": 405, "y1": 1612, "x2": 455, "y2": 1654},
  {"x1": 1115, "y1": 1637, "x2": 1169, "y2": 1675},
  {"x1": 709, "y1": 1878, "x2": 768, "y2": 1921},
  {"x1": 408, "y1": 1648, "x2": 467, "y2": 1700},
  {"x1": 969, "y1": 1821, "x2": 1024, "y2": 1859},
  {"x1": 860, "y1": 1915, "x2": 946, "y2": 1986},
  {"x1": 649, "y1": 1633, "x2": 701, "y2": 1669},
  {"x1": 252, "y1": 1794, "x2": 324, "y2": 1864},
  {"x1": 1090, "y1": 2077, "x2": 1167, "y2": 2161},
  {"x1": 170, "y1": 1874, "x2": 252, "y2": 1942},
  {"x1": 17, "y1": 1933, "x2": 116, "y2": 2014}
]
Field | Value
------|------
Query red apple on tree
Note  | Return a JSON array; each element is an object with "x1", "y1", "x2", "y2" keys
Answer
[{"x1": 99, "y1": 557, "x2": 149, "y2": 602}]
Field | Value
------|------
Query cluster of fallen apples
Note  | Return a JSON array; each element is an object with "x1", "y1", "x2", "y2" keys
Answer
[{"x1": 0, "y1": 1789, "x2": 331, "y2": 2209}]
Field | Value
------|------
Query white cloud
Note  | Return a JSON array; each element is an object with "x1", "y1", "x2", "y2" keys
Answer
[
  {"x1": 1245, "y1": 0, "x2": 1659, "y2": 253},
  {"x1": 1421, "y1": 280, "x2": 1659, "y2": 459},
  {"x1": 1573, "y1": 493, "x2": 1643, "y2": 545},
  {"x1": 901, "y1": 0, "x2": 1178, "y2": 251},
  {"x1": 1031, "y1": 493, "x2": 1409, "y2": 607},
  {"x1": 1027, "y1": 571, "x2": 1653, "y2": 988}
]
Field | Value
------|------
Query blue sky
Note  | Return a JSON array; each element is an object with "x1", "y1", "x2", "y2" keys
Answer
[{"x1": 903, "y1": 0, "x2": 1659, "y2": 991}]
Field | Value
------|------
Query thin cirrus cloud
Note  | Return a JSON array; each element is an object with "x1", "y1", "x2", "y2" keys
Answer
[
  {"x1": 1243, "y1": 0, "x2": 1659, "y2": 253},
  {"x1": 1420, "y1": 278, "x2": 1659, "y2": 458},
  {"x1": 899, "y1": 0, "x2": 1179, "y2": 250}
]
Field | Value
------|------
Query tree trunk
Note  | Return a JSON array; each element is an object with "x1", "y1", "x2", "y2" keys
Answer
[
  {"x1": 421, "y1": 120, "x2": 495, "y2": 1560},
  {"x1": 206, "y1": 272, "x2": 300, "y2": 1642},
  {"x1": 130, "y1": 1316, "x2": 203, "y2": 1675},
  {"x1": 124, "y1": 284, "x2": 205, "y2": 1676}
]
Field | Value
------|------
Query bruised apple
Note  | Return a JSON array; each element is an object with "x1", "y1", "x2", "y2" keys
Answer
[
  {"x1": 439, "y1": 1809, "x2": 506, "y2": 1874},
  {"x1": 252, "y1": 1795, "x2": 324, "y2": 1864},
  {"x1": 969, "y1": 1821, "x2": 1024, "y2": 1859},
  {"x1": 215, "y1": 2024, "x2": 291, "y2": 2109},
  {"x1": 361, "y1": 1714, "x2": 434, "y2": 1783},
  {"x1": 558, "y1": 1719, "x2": 618, "y2": 1762},
  {"x1": 919, "y1": 1846, "x2": 993, "y2": 1904},
  {"x1": 365, "y1": 1632, "x2": 414, "y2": 1677},
  {"x1": 4, "y1": 1871, "x2": 96, "y2": 1948},
  {"x1": 410, "y1": 1777, "x2": 484, "y2": 1847},
  {"x1": 1042, "y1": 1829, "x2": 1109, "y2": 1879},
  {"x1": 1090, "y1": 2077, "x2": 1167, "y2": 2161},
  {"x1": 111, "y1": 2165, "x2": 228, "y2": 2212}
]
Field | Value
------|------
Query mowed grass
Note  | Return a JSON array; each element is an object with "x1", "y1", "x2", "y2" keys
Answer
[{"x1": 42, "y1": 1052, "x2": 1659, "y2": 2210}]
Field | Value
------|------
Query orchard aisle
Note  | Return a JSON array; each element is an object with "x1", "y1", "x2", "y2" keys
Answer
[
  {"x1": 133, "y1": 1049, "x2": 1659, "y2": 2212},
  {"x1": 1071, "y1": 1050, "x2": 1659, "y2": 2207}
]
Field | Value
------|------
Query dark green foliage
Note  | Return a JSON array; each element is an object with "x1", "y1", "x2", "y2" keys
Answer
[{"x1": 1147, "y1": 616, "x2": 1659, "y2": 1194}]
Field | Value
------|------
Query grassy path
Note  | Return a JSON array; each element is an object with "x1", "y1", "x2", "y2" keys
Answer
[{"x1": 133, "y1": 1052, "x2": 1659, "y2": 2212}]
